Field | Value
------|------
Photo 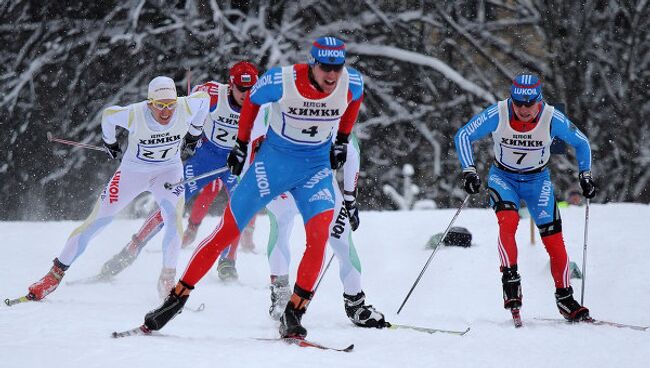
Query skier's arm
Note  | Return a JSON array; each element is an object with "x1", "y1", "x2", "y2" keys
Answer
[
  {"x1": 551, "y1": 112, "x2": 592, "y2": 172},
  {"x1": 342, "y1": 133, "x2": 361, "y2": 196},
  {"x1": 101, "y1": 105, "x2": 134, "y2": 144},
  {"x1": 337, "y1": 68, "x2": 364, "y2": 139},
  {"x1": 453, "y1": 104, "x2": 499, "y2": 170},
  {"x1": 237, "y1": 68, "x2": 283, "y2": 143},
  {"x1": 185, "y1": 91, "x2": 210, "y2": 136}
]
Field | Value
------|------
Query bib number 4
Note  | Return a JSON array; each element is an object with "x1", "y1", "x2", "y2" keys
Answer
[{"x1": 301, "y1": 126, "x2": 319, "y2": 137}]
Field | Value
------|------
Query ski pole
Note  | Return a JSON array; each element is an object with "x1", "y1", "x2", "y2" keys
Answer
[
  {"x1": 313, "y1": 254, "x2": 335, "y2": 294},
  {"x1": 580, "y1": 199, "x2": 590, "y2": 305},
  {"x1": 397, "y1": 195, "x2": 470, "y2": 315},
  {"x1": 47, "y1": 132, "x2": 107, "y2": 152},
  {"x1": 163, "y1": 166, "x2": 229, "y2": 190}
]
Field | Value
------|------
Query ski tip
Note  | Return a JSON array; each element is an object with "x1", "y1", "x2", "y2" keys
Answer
[
  {"x1": 460, "y1": 327, "x2": 471, "y2": 335},
  {"x1": 3, "y1": 298, "x2": 10, "y2": 306},
  {"x1": 343, "y1": 344, "x2": 355, "y2": 352}
]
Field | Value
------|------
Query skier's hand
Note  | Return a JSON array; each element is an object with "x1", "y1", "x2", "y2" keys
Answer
[
  {"x1": 462, "y1": 167, "x2": 481, "y2": 195},
  {"x1": 344, "y1": 198, "x2": 360, "y2": 231},
  {"x1": 330, "y1": 133, "x2": 348, "y2": 170},
  {"x1": 180, "y1": 133, "x2": 201, "y2": 161},
  {"x1": 103, "y1": 140, "x2": 122, "y2": 160},
  {"x1": 579, "y1": 171, "x2": 596, "y2": 199},
  {"x1": 227, "y1": 139, "x2": 248, "y2": 176}
]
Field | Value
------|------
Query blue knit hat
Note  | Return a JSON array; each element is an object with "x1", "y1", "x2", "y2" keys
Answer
[
  {"x1": 511, "y1": 74, "x2": 543, "y2": 103},
  {"x1": 309, "y1": 36, "x2": 346, "y2": 65}
]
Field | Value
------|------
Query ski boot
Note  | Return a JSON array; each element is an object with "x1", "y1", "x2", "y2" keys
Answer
[
  {"x1": 157, "y1": 267, "x2": 176, "y2": 299},
  {"x1": 502, "y1": 265, "x2": 523, "y2": 327},
  {"x1": 182, "y1": 221, "x2": 200, "y2": 248},
  {"x1": 279, "y1": 286, "x2": 312, "y2": 338},
  {"x1": 144, "y1": 281, "x2": 193, "y2": 331},
  {"x1": 269, "y1": 275, "x2": 291, "y2": 321},
  {"x1": 27, "y1": 258, "x2": 68, "y2": 300},
  {"x1": 555, "y1": 286, "x2": 590, "y2": 321},
  {"x1": 344, "y1": 291, "x2": 387, "y2": 328},
  {"x1": 501, "y1": 265, "x2": 522, "y2": 309},
  {"x1": 216, "y1": 258, "x2": 238, "y2": 281},
  {"x1": 99, "y1": 236, "x2": 141, "y2": 279}
]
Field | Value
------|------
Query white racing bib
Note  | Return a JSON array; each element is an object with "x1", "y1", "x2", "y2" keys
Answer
[
  {"x1": 205, "y1": 83, "x2": 240, "y2": 149},
  {"x1": 269, "y1": 66, "x2": 349, "y2": 145},
  {"x1": 125, "y1": 100, "x2": 192, "y2": 164},
  {"x1": 491, "y1": 100, "x2": 554, "y2": 172}
]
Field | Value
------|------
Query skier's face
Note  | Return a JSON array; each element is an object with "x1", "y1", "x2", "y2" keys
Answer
[
  {"x1": 148, "y1": 99, "x2": 177, "y2": 125},
  {"x1": 312, "y1": 63, "x2": 344, "y2": 94},
  {"x1": 231, "y1": 84, "x2": 251, "y2": 107},
  {"x1": 512, "y1": 100, "x2": 541, "y2": 123}
]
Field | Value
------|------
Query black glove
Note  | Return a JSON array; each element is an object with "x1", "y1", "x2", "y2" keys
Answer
[
  {"x1": 180, "y1": 133, "x2": 201, "y2": 160},
  {"x1": 579, "y1": 171, "x2": 597, "y2": 199},
  {"x1": 227, "y1": 139, "x2": 248, "y2": 176},
  {"x1": 344, "y1": 196, "x2": 360, "y2": 231},
  {"x1": 103, "y1": 140, "x2": 122, "y2": 160},
  {"x1": 330, "y1": 133, "x2": 348, "y2": 170},
  {"x1": 462, "y1": 167, "x2": 481, "y2": 195}
]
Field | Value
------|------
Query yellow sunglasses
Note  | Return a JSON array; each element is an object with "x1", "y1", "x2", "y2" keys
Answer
[{"x1": 149, "y1": 99, "x2": 178, "y2": 110}]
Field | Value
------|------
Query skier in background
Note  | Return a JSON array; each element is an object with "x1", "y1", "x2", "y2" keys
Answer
[
  {"x1": 94, "y1": 62, "x2": 259, "y2": 288},
  {"x1": 454, "y1": 73, "x2": 597, "y2": 322},
  {"x1": 140, "y1": 36, "x2": 364, "y2": 339},
  {"x1": 26, "y1": 76, "x2": 209, "y2": 301},
  {"x1": 265, "y1": 132, "x2": 386, "y2": 328}
]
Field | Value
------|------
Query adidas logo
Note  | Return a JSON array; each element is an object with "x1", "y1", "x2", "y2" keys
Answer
[
  {"x1": 537, "y1": 210, "x2": 550, "y2": 219},
  {"x1": 308, "y1": 189, "x2": 334, "y2": 204}
]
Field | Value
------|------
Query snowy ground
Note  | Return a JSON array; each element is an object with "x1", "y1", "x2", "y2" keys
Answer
[{"x1": 1, "y1": 203, "x2": 649, "y2": 368}]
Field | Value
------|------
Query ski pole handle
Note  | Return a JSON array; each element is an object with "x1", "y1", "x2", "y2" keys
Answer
[
  {"x1": 164, "y1": 166, "x2": 229, "y2": 190},
  {"x1": 47, "y1": 132, "x2": 107, "y2": 152}
]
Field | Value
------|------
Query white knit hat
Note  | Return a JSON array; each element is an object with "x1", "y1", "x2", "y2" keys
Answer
[{"x1": 148, "y1": 76, "x2": 177, "y2": 100}]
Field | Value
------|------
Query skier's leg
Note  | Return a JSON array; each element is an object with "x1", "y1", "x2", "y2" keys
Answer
[{"x1": 488, "y1": 168, "x2": 522, "y2": 310}]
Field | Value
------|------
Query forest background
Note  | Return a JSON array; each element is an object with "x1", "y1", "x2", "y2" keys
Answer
[{"x1": 1, "y1": 0, "x2": 647, "y2": 220}]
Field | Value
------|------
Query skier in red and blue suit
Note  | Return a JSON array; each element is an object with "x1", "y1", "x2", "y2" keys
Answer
[
  {"x1": 139, "y1": 36, "x2": 365, "y2": 339},
  {"x1": 454, "y1": 74, "x2": 597, "y2": 322}
]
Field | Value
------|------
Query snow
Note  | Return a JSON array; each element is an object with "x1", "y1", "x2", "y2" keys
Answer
[{"x1": 1, "y1": 203, "x2": 649, "y2": 367}]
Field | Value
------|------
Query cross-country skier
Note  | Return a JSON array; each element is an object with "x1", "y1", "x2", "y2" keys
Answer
[
  {"x1": 454, "y1": 73, "x2": 597, "y2": 322},
  {"x1": 93, "y1": 62, "x2": 259, "y2": 291},
  {"x1": 141, "y1": 36, "x2": 364, "y2": 339},
  {"x1": 266, "y1": 133, "x2": 386, "y2": 328},
  {"x1": 26, "y1": 76, "x2": 210, "y2": 301}
]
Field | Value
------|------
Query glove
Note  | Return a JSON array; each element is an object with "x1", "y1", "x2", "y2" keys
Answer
[
  {"x1": 180, "y1": 133, "x2": 201, "y2": 160},
  {"x1": 462, "y1": 167, "x2": 481, "y2": 195},
  {"x1": 103, "y1": 140, "x2": 122, "y2": 160},
  {"x1": 344, "y1": 198, "x2": 360, "y2": 231},
  {"x1": 330, "y1": 133, "x2": 348, "y2": 170},
  {"x1": 579, "y1": 171, "x2": 597, "y2": 199},
  {"x1": 227, "y1": 139, "x2": 248, "y2": 176}
]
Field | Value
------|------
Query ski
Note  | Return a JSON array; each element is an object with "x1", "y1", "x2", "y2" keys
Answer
[
  {"x1": 385, "y1": 322, "x2": 470, "y2": 336},
  {"x1": 535, "y1": 317, "x2": 648, "y2": 331},
  {"x1": 4, "y1": 295, "x2": 32, "y2": 306},
  {"x1": 255, "y1": 337, "x2": 354, "y2": 352},
  {"x1": 111, "y1": 325, "x2": 152, "y2": 338},
  {"x1": 511, "y1": 308, "x2": 523, "y2": 328}
]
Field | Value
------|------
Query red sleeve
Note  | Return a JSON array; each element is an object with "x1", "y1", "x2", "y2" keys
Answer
[
  {"x1": 236, "y1": 93, "x2": 261, "y2": 142},
  {"x1": 337, "y1": 94, "x2": 363, "y2": 136}
]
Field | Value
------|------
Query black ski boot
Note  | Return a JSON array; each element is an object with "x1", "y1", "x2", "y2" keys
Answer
[
  {"x1": 344, "y1": 291, "x2": 387, "y2": 328},
  {"x1": 555, "y1": 286, "x2": 590, "y2": 321},
  {"x1": 144, "y1": 280, "x2": 193, "y2": 331},
  {"x1": 279, "y1": 286, "x2": 312, "y2": 338},
  {"x1": 501, "y1": 265, "x2": 522, "y2": 309}
]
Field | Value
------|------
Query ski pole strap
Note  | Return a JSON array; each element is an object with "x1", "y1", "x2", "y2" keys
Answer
[{"x1": 163, "y1": 166, "x2": 229, "y2": 190}]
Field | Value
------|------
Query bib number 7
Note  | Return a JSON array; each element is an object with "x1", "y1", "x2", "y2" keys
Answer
[{"x1": 513, "y1": 151, "x2": 527, "y2": 164}]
